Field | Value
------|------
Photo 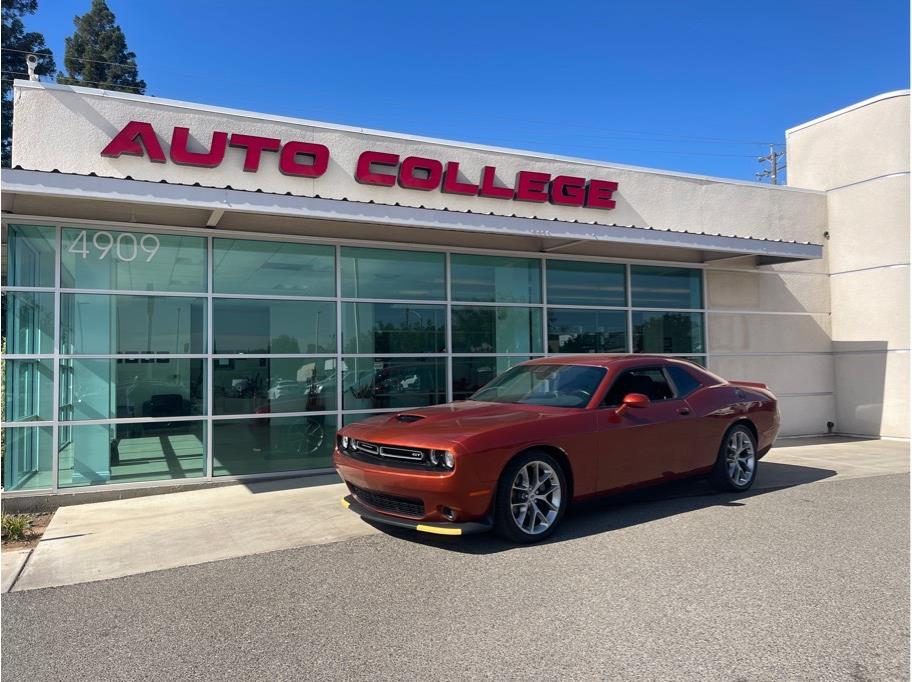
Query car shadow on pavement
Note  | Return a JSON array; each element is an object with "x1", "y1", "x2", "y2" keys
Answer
[{"x1": 368, "y1": 461, "x2": 837, "y2": 555}]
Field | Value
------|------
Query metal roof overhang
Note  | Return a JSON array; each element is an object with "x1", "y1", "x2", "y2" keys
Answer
[{"x1": 1, "y1": 170, "x2": 822, "y2": 265}]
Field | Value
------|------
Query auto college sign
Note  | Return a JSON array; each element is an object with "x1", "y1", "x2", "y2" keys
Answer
[{"x1": 101, "y1": 120, "x2": 620, "y2": 210}]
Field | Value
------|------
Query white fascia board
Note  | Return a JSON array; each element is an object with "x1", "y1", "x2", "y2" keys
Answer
[
  {"x1": 785, "y1": 90, "x2": 911, "y2": 136},
  {"x1": 13, "y1": 80, "x2": 823, "y2": 195},
  {"x1": 1, "y1": 169, "x2": 823, "y2": 261}
]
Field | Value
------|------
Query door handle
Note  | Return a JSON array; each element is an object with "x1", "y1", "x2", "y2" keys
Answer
[{"x1": 677, "y1": 407, "x2": 691, "y2": 416}]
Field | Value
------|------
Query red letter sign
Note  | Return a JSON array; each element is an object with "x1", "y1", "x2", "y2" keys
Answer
[
  {"x1": 515, "y1": 171, "x2": 550, "y2": 203},
  {"x1": 398, "y1": 156, "x2": 443, "y2": 191},
  {"x1": 441, "y1": 161, "x2": 478, "y2": 195},
  {"x1": 229, "y1": 134, "x2": 282, "y2": 173},
  {"x1": 478, "y1": 166, "x2": 514, "y2": 199},
  {"x1": 279, "y1": 142, "x2": 330, "y2": 177},
  {"x1": 550, "y1": 175, "x2": 586, "y2": 207},
  {"x1": 101, "y1": 121, "x2": 166, "y2": 163},
  {"x1": 355, "y1": 151, "x2": 399, "y2": 186},
  {"x1": 170, "y1": 127, "x2": 228, "y2": 168},
  {"x1": 585, "y1": 179, "x2": 618, "y2": 209}
]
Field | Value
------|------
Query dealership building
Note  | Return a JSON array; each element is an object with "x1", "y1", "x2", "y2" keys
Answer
[{"x1": 1, "y1": 82, "x2": 908, "y2": 497}]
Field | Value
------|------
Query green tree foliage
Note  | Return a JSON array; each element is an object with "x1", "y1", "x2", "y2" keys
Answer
[
  {"x1": 56, "y1": 0, "x2": 145, "y2": 94},
  {"x1": 1, "y1": 0, "x2": 55, "y2": 166}
]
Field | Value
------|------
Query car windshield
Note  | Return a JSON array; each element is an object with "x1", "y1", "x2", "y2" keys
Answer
[{"x1": 469, "y1": 364, "x2": 606, "y2": 408}]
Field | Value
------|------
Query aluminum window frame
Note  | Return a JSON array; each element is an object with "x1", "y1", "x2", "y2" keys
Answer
[{"x1": 1, "y1": 217, "x2": 708, "y2": 495}]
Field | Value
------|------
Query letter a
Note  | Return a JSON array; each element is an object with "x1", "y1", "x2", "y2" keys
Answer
[{"x1": 101, "y1": 121, "x2": 166, "y2": 163}]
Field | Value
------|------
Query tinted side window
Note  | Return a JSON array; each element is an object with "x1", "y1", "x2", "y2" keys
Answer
[
  {"x1": 604, "y1": 368, "x2": 675, "y2": 405},
  {"x1": 666, "y1": 365, "x2": 702, "y2": 397}
]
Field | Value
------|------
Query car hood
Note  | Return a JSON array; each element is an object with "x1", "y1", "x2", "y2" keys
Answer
[{"x1": 342, "y1": 401, "x2": 573, "y2": 447}]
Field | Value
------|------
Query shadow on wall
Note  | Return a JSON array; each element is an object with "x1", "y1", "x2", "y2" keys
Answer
[
  {"x1": 371, "y1": 459, "x2": 836, "y2": 555},
  {"x1": 831, "y1": 340, "x2": 888, "y2": 436}
]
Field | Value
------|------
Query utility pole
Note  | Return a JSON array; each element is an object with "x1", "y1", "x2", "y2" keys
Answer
[{"x1": 756, "y1": 144, "x2": 786, "y2": 185}]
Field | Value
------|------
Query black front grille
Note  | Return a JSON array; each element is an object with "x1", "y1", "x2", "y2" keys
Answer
[{"x1": 348, "y1": 483, "x2": 426, "y2": 518}]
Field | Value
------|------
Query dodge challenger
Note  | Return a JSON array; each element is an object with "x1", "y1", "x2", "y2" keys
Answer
[{"x1": 334, "y1": 355, "x2": 779, "y2": 543}]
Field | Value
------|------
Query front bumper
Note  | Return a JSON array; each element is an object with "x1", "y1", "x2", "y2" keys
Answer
[{"x1": 341, "y1": 495, "x2": 492, "y2": 536}]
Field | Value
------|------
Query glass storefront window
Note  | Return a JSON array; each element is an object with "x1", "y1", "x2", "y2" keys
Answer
[
  {"x1": 631, "y1": 266, "x2": 702, "y2": 309},
  {"x1": 58, "y1": 420, "x2": 206, "y2": 488},
  {"x1": 4, "y1": 359, "x2": 54, "y2": 422},
  {"x1": 451, "y1": 254, "x2": 541, "y2": 303},
  {"x1": 546, "y1": 260, "x2": 626, "y2": 306},
  {"x1": 3, "y1": 426, "x2": 53, "y2": 491},
  {"x1": 451, "y1": 306, "x2": 543, "y2": 354},
  {"x1": 632, "y1": 311, "x2": 705, "y2": 354},
  {"x1": 60, "y1": 294, "x2": 207, "y2": 354},
  {"x1": 212, "y1": 358, "x2": 336, "y2": 415},
  {"x1": 547, "y1": 309, "x2": 627, "y2": 354},
  {"x1": 213, "y1": 299, "x2": 335, "y2": 354},
  {"x1": 3, "y1": 292, "x2": 55, "y2": 355},
  {"x1": 3, "y1": 224, "x2": 56, "y2": 287},
  {"x1": 59, "y1": 358, "x2": 206, "y2": 421},
  {"x1": 213, "y1": 238, "x2": 335, "y2": 297},
  {"x1": 341, "y1": 247, "x2": 445, "y2": 301},
  {"x1": 452, "y1": 356, "x2": 531, "y2": 401},
  {"x1": 60, "y1": 227, "x2": 206, "y2": 292},
  {"x1": 212, "y1": 414, "x2": 336, "y2": 476},
  {"x1": 342, "y1": 357, "x2": 446, "y2": 411},
  {"x1": 342, "y1": 302, "x2": 446, "y2": 354}
]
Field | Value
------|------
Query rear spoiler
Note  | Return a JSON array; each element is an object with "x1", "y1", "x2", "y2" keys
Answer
[{"x1": 730, "y1": 380, "x2": 768, "y2": 389}]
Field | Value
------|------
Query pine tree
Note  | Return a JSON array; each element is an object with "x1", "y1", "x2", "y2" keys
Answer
[
  {"x1": 56, "y1": 0, "x2": 145, "y2": 94},
  {"x1": 1, "y1": 0, "x2": 55, "y2": 167}
]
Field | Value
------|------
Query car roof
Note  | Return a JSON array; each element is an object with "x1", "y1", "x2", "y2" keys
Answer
[{"x1": 522, "y1": 354, "x2": 695, "y2": 370}]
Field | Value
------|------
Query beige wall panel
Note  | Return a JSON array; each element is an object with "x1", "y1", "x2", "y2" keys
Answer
[
  {"x1": 776, "y1": 394, "x2": 836, "y2": 437},
  {"x1": 830, "y1": 265, "x2": 910, "y2": 351},
  {"x1": 708, "y1": 312, "x2": 831, "y2": 354},
  {"x1": 708, "y1": 354, "x2": 834, "y2": 397},
  {"x1": 833, "y1": 351, "x2": 909, "y2": 438},
  {"x1": 787, "y1": 93, "x2": 910, "y2": 190},
  {"x1": 826, "y1": 174, "x2": 910, "y2": 274},
  {"x1": 705, "y1": 270, "x2": 829, "y2": 313}
]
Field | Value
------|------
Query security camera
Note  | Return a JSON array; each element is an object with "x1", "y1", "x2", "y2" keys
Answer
[{"x1": 26, "y1": 53, "x2": 38, "y2": 81}]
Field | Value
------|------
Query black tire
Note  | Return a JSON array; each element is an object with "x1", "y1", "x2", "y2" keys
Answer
[
  {"x1": 494, "y1": 450, "x2": 569, "y2": 543},
  {"x1": 709, "y1": 423, "x2": 758, "y2": 492}
]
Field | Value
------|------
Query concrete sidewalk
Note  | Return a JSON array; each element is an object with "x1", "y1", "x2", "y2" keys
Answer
[{"x1": 3, "y1": 436, "x2": 908, "y2": 592}]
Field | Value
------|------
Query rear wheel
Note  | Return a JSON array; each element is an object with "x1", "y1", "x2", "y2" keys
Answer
[
  {"x1": 710, "y1": 424, "x2": 758, "y2": 492},
  {"x1": 494, "y1": 451, "x2": 568, "y2": 543}
]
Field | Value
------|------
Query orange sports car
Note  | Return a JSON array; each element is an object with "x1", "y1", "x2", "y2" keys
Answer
[{"x1": 334, "y1": 355, "x2": 779, "y2": 543}]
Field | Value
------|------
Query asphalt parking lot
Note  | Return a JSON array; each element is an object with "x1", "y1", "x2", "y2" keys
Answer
[{"x1": 2, "y1": 461, "x2": 908, "y2": 681}]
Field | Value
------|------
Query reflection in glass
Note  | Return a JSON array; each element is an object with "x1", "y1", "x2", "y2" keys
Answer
[
  {"x1": 342, "y1": 302, "x2": 446, "y2": 354},
  {"x1": 451, "y1": 306, "x2": 543, "y2": 354},
  {"x1": 342, "y1": 357, "x2": 446, "y2": 411},
  {"x1": 60, "y1": 294, "x2": 206, "y2": 354},
  {"x1": 547, "y1": 309, "x2": 627, "y2": 353},
  {"x1": 213, "y1": 238, "x2": 335, "y2": 296},
  {"x1": 632, "y1": 311, "x2": 705, "y2": 353},
  {"x1": 631, "y1": 266, "x2": 702, "y2": 309},
  {"x1": 3, "y1": 292, "x2": 55, "y2": 354},
  {"x1": 546, "y1": 260, "x2": 626, "y2": 306},
  {"x1": 59, "y1": 358, "x2": 205, "y2": 421},
  {"x1": 342, "y1": 412, "x2": 394, "y2": 426},
  {"x1": 4, "y1": 224, "x2": 56, "y2": 287},
  {"x1": 341, "y1": 247, "x2": 445, "y2": 300},
  {"x1": 213, "y1": 299, "x2": 335, "y2": 354},
  {"x1": 60, "y1": 227, "x2": 206, "y2": 292},
  {"x1": 2, "y1": 426, "x2": 53, "y2": 491},
  {"x1": 450, "y1": 254, "x2": 541, "y2": 303},
  {"x1": 213, "y1": 414, "x2": 337, "y2": 476},
  {"x1": 452, "y1": 356, "x2": 531, "y2": 401},
  {"x1": 4, "y1": 359, "x2": 54, "y2": 422},
  {"x1": 212, "y1": 358, "x2": 336, "y2": 415},
  {"x1": 58, "y1": 420, "x2": 206, "y2": 488}
]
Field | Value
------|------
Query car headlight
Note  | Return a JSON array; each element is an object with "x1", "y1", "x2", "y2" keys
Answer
[
  {"x1": 429, "y1": 449, "x2": 454, "y2": 469},
  {"x1": 443, "y1": 451, "x2": 455, "y2": 470},
  {"x1": 341, "y1": 435, "x2": 350, "y2": 449}
]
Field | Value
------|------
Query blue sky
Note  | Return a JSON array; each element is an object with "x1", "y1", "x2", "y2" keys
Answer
[{"x1": 25, "y1": 0, "x2": 910, "y2": 181}]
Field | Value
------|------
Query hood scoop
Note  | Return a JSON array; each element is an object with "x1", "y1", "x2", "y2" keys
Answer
[{"x1": 394, "y1": 413, "x2": 425, "y2": 423}]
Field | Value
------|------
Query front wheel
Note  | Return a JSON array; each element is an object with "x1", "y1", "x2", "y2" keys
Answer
[
  {"x1": 710, "y1": 424, "x2": 758, "y2": 492},
  {"x1": 494, "y1": 451, "x2": 568, "y2": 543}
]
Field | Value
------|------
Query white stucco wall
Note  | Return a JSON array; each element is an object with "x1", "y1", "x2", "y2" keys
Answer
[{"x1": 787, "y1": 90, "x2": 911, "y2": 438}]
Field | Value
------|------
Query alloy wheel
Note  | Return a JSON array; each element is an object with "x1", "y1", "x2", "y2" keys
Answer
[
  {"x1": 510, "y1": 460, "x2": 562, "y2": 535},
  {"x1": 725, "y1": 430, "x2": 756, "y2": 486}
]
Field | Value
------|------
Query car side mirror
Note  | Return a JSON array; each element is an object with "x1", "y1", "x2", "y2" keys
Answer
[{"x1": 615, "y1": 392, "x2": 650, "y2": 416}]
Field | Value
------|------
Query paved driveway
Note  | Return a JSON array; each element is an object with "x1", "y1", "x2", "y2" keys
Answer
[{"x1": 1, "y1": 437, "x2": 908, "y2": 680}]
